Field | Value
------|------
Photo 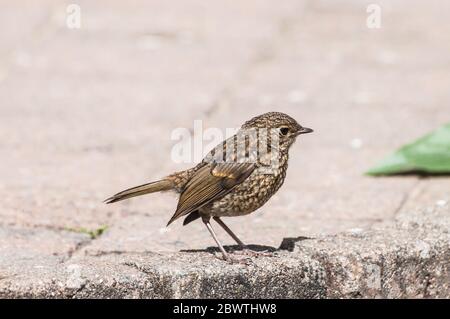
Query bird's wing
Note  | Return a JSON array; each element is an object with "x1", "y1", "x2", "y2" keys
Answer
[{"x1": 166, "y1": 162, "x2": 255, "y2": 225}]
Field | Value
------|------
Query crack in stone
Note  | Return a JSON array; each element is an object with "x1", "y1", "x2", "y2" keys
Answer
[
  {"x1": 392, "y1": 178, "x2": 423, "y2": 218},
  {"x1": 86, "y1": 250, "x2": 162, "y2": 257},
  {"x1": 0, "y1": 220, "x2": 110, "y2": 264},
  {"x1": 0, "y1": 221, "x2": 71, "y2": 233},
  {"x1": 61, "y1": 227, "x2": 112, "y2": 263},
  {"x1": 63, "y1": 239, "x2": 93, "y2": 261},
  {"x1": 392, "y1": 191, "x2": 410, "y2": 217}
]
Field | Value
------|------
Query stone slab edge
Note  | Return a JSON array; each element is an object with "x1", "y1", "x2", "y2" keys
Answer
[{"x1": 1, "y1": 205, "x2": 448, "y2": 298}]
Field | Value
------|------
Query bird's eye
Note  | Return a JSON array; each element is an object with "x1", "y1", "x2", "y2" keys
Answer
[{"x1": 280, "y1": 127, "x2": 289, "y2": 135}]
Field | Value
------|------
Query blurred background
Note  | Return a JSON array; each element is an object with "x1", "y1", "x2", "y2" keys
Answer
[{"x1": 0, "y1": 1, "x2": 448, "y2": 255}]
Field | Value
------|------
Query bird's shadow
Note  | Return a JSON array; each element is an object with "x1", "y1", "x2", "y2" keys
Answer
[
  {"x1": 180, "y1": 236, "x2": 312, "y2": 255},
  {"x1": 181, "y1": 244, "x2": 276, "y2": 255}
]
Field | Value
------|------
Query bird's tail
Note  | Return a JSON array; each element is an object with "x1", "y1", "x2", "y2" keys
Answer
[{"x1": 104, "y1": 179, "x2": 174, "y2": 204}]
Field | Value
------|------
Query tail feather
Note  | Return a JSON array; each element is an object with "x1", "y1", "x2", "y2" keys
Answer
[
  {"x1": 182, "y1": 211, "x2": 201, "y2": 226},
  {"x1": 104, "y1": 179, "x2": 174, "y2": 204}
]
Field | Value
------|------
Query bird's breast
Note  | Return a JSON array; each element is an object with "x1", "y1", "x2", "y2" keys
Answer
[{"x1": 205, "y1": 165, "x2": 287, "y2": 217}]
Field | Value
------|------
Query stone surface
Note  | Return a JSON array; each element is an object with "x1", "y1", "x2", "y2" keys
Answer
[
  {"x1": 0, "y1": 204, "x2": 448, "y2": 298},
  {"x1": 0, "y1": 1, "x2": 449, "y2": 298}
]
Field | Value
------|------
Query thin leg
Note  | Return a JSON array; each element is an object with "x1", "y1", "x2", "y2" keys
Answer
[
  {"x1": 213, "y1": 217, "x2": 245, "y2": 248},
  {"x1": 213, "y1": 216, "x2": 274, "y2": 258},
  {"x1": 203, "y1": 218, "x2": 229, "y2": 261}
]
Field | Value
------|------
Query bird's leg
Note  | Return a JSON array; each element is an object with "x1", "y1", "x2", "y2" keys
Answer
[
  {"x1": 202, "y1": 217, "x2": 230, "y2": 261},
  {"x1": 213, "y1": 216, "x2": 274, "y2": 258},
  {"x1": 203, "y1": 217, "x2": 252, "y2": 264},
  {"x1": 213, "y1": 217, "x2": 245, "y2": 248}
]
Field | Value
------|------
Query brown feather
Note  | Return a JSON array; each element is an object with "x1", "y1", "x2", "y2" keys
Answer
[
  {"x1": 166, "y1": 162, "x2": 255, "y2": 225},
  {"x1": 104, "y1": 179, "x2": 174, "y2": 204},
  {"x1": 183, "y1": 211, "x2": 201, "y2": 225}
]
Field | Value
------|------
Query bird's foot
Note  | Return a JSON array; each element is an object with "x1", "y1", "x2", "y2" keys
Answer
[
  {"x1": 233, "y1": 248, "x2": 275, "y2": 258},
  {"x1": 227, "y1": 255, "x2": 253, "y2": 265},
  {"x1": 215, "y1": 252, "x2": 253, "y2": 265}
]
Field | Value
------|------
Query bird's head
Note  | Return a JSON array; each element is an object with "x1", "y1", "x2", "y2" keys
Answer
[{"x1": 241, "y1": 112, "x2": 313, "y2": 149}]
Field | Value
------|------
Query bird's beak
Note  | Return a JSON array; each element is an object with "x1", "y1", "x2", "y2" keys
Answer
[{"x1": 296, "y1": 127, "x2": 313, "y2": 135}]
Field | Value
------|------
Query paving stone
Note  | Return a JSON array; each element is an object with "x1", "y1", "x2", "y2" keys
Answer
[{"x1": 0, "y1": 0, "x2": 448, "y2": 298}]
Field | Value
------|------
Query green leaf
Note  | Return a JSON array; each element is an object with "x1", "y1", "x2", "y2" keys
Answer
[
  {"x1": 366, "y1": 123, "x2": 450, "y2": 176},
  {"x1": 65, "y1": 225, "x2": 109, "y2": 239}
]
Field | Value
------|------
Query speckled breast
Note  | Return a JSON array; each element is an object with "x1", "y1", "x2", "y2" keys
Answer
[{"x1": 205, "y1": 164, "x2": 287, "y2": 217}]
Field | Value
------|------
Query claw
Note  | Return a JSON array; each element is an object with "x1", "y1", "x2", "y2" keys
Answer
[
  {"x1": 227, "y1": 255, "x2": 253, "y2": 265},
  {"x1": 233, "y1": 249, "x2": 276, "y2": 258},
  {"x1": 214, "y1": 252, "x2": 253, "y2": 265}
]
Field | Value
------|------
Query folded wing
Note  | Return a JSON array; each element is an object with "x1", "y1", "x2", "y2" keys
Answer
[{"x1": 166, "y1": 162, "x2": 255, "y2": 225}]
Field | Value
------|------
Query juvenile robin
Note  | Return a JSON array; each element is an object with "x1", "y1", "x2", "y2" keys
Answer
[{"x1": 105, "y1": 112, "x2": 313, "y2": 262}]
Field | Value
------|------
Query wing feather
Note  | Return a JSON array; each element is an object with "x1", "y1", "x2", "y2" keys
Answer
[{"x1": 166, "y1": 162, "x2": 255, "y2": 225}]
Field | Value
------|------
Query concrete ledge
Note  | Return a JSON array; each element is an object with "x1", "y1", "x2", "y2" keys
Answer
[{"x1": 1, "y1": 205, "x2": 448, "y2": 298}]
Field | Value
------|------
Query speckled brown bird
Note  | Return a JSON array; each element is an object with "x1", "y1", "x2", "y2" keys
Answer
[{"x1": 105, "y1": 112, "x2": 313, "y2": 262}]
